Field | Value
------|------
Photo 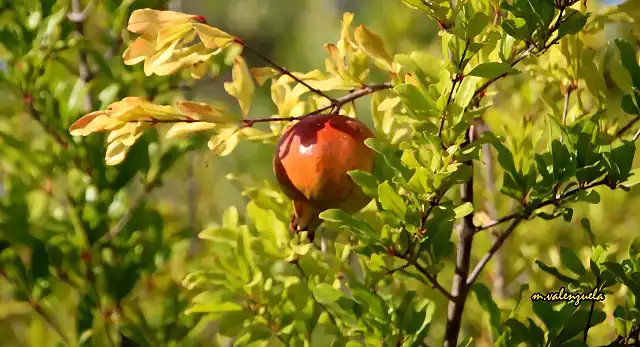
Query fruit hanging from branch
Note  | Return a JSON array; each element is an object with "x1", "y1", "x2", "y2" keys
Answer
[{"x1": 273, "y1": 113, "x2": 375, "y2": 241}]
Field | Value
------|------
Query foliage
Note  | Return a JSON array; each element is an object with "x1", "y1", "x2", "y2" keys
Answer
[{"x1": 2, "y1": 0, "x2": 640, "y2": 346}]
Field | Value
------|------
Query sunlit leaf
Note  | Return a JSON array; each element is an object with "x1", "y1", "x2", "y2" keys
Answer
[
  {"x1": 354, "y1": 24, "x2": 393, "y2": 71},
  {"x1": 224, "y1": 56, "x2": 255, "y2": 117}
]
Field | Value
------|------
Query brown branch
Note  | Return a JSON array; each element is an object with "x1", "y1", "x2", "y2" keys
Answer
[
  {"x1": 410, "y1": 261, "x2": 456, "y2": 301},
  {"x1": 466, "y1": 217, "x2": 523, "y2": 287},
  {"x1": 616, "y1": 115, "x2": 640, "y2": 138},
  {"x1": 438, "y1": 39, "x2": 471, "y2": 138},
  {"x1": 134, "y1": 83, "x2": 392, "y2": 126},
  {"x1": 69, "y1": 0, "x2": 94, "y2": 111},
  {"x1": 466, "y1": 179, "x2": 609, "y2": 287},
  {"x1": 238, "y1": 40, "x2": 338, "y2": 104},
  {"x1": 443, "y1": 125, "x2": 476, "y2": 347}
]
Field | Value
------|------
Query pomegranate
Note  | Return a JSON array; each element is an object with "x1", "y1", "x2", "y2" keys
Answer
[{"x1": 273, "y1": 113, "x2": 375, "y2": 240}]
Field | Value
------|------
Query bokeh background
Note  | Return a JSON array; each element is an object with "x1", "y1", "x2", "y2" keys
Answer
[{"x1": 0, "y1": 0, "x2": 638, "y2": 346}]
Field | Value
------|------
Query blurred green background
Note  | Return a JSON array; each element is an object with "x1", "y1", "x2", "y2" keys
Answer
[{"x1": 0, "y1": 0, "x2": 639, "y2": 346}]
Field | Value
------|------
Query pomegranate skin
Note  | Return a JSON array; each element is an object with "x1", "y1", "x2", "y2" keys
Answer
[{"x1": 273, "y1": 113, "x2": 375, "y2": 237}]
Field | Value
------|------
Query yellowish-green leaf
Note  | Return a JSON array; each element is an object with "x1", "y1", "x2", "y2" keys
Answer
[
  {"x1": 250, "y1": 67, "x2": 279, "y2": 86},
  {"x1": 122, "y1": 37, "x2": 155, "y2": 65},
  {"x1": 155, "y1": 22, "x2": 193, "y2": 49},
  {"x1": 176, "y1": 101, "x2": 237, "y2": 123},
  {"x1": 208, "y1": 127, "x2": 242, "y2": 156},
  {"x1": 190, "y1": 61, "x2": 208, "y2": 79},
  {"x1": 224, "y1": 56, "x2": 255, "y2": 117},
  {"x1": 354, "y1": 24, "x2": 393, "y2": 71},
  {"x1": 105, "y1": 140, "x2": 129, "y2": 166},
  {"x1": 127, "y1": 9, "x2": 199, "y2": 35},
  {"x1": 193, "y1": 23, "x2": 236, "y2": 49},
  {"x1": 166, "y1": 122, "x2": 217, "y2": 138}
]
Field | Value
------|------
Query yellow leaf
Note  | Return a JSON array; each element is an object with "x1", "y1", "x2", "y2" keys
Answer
[
  {"x1": 105, "y1": 140, "x2": 129, "y2": 166},
  {"x1": 166, "y1": 122, "x2": 217, "y2": 138},
  {"x1": 127, "y1": 9, "x2": 199, "y2": 35},
  {"x1": 208, "y1": 127, "x2": 242, "y2": 156},
  {"x1": 190, "y1": 61, "x2": 208, "y2": 79},
  {"x1": 149, "y1": 44, "x2": 219, "y2": 77},
  {"x1": 122, "y1": 36, "x2": 155, "y2": 65},
  {"x1": 192, "y1": 23, "x2": 236, "y2": 49},
  {"x1": 354, "y1": 24, "x2": 393, "y2": 71},
  {"x1": 251, "y1": 67, "x2": 279, "y2": 86},
  {"x1": 144, "y1": 39, "x2": 181, "y2": 76},
  {"x1": 156, "y1": 22, "x2": 194, "y2": 49},
  {"x1": 107, "y1": 122, "x2": 148, "y2": 146},
  {"x1": 223, "y1": 56, "x2": 255, "y2": 117},
  {"x1": 175, "y1": 101, "x2": 237, "y2": 123},
  {"x1": 69, "y1": 112, "x2": 122, "y2": 136},
  {"x1": 337, "y1": 13, "x2": 356, "y2": 58}
]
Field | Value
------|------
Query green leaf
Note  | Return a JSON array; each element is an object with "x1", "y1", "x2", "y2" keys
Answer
[
  {"x1": 354, "y1": 24, "x2": 393, "y2": 71},
  {"x1": 348, "y1": 170, "x2": 379, "y2": 198},
  {"x1": 621, "y1": 94, "x2": 640, "y2": 115},
  {"x1": 501, "y1": 318, "x2": 530, "y2": 346},
  {"x1": 467, "y1": 62, "x2": 516, "y2": 79},
  {"x1": 535, "y1": 260, "x2": 578, "y2": 284},
  {"x1": 502, "y1": 18, "x2": 528, "y2": 40},
  {"x1": 466, "y1": 12, "x2": 490, "y2": 38},
  {"x1": 472, "y1": 283, "x2": 502, "y2": 338},
  {"x1": 454, "y1": 76, "x2": 480, "y2": 109},
  {"x1": 453, "y1": 202, "x2": 474, "y2": 219},
  {"x1": 319, "y1": 209, "x2": 379, "y2": 241},
  {"x1": 557, "y1": 308, "x2": 606, "y2": 343},
  {"x1": 557, "y1": 9, "x2": 588, "y2": 39},
  {"x1": 559, "y1": 247, "x2": 586, "y2": 276},
  {"x1": 313, "y1": 283, "x2": 344, "y2": 304},
  {"x1": 616, "y1": 39, "x2": 640, "y2": 89},
  {"x1": 621, "y1": 168, "x2": 640, "y2": 188},
  {"x1": 393, "y1": 83, "x2": 440, "y2": 118},
  {"x1": 378, "y1": 181, "x2": 407, "y2": 220},
  {"x1": 185, "y1": 301, "x2": 244, "y2": 314}
]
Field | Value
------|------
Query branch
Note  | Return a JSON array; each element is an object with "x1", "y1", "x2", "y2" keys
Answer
[
  {"x1": 238, "y1": 40, "x2": 338, "y2": 105},
  {"x1": 411, "y1": 261, "x2": 456, "y2": 301},
  {"x1": 562, "y1": 83, "x2": 575, "y2": 126},
  {"x1": 583, "y1": 277, "x2": 600, "y2": 343},
  {"x1": 438, "y1": 39, "x2": 471, "y2": 138},
  {"x1": 100, "y1": 181, "x2": 148, "y2": 243},
  {"x1": 466, "y1": 217, "x2": 523, "y2": 287},
  {"x1": 243, "y1": 82, "x2": 392, "y2": 126},
  {"x1": 616, "y1": 115, "x2": 640, "y2": 138},
  {"x1": 443, "y1": 125, "x2": 477, "y2": 347},
  {"x1": 69, "y1": 0, "x2": 94, "y2": 111},
  {"x1": 467, "y1": 179, "x2": 609, "y2": 287},
  {"x1": 134, "y1": 83, "x2": 392, "y2": 126}
]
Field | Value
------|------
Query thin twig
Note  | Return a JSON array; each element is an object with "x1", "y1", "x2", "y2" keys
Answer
[
  {"x1": 584, "y1": 277, "x2": 600, "y2": 343},
  {"x1": 467, "y1": 179, "x2": 608, "y2": 287},
  {"x1": 438, "y1": 39, "x2": 471, "y2": 138},
  {"x1": 69, "y1": 0, "x2": 94, "y2": 111},
  {"x1": 562, "y1": 86, "x2": 573, "y2": 126},
  {"x1": 238, "y1": 40, "x2": 338, "y2": 104},
  {"x1": 466, "y1": 218, "x2": 523, "y2": 287},
  {"x1": 33, "y1": 303, "x2": 71, "y2": 346},
  {"x1": 134, "y1": 83, "x2": 392, "y2": 126},
  {"x1": 410, "y1": 262, "x2": 455, "y2": 301},
  {"x1": 616, "y1": 115, "x2": 640, "y2": 138}
]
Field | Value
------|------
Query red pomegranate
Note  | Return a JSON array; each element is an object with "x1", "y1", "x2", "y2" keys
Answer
[{"x1": 273, "y1": 113, "x2": 375, "y2": 240}]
